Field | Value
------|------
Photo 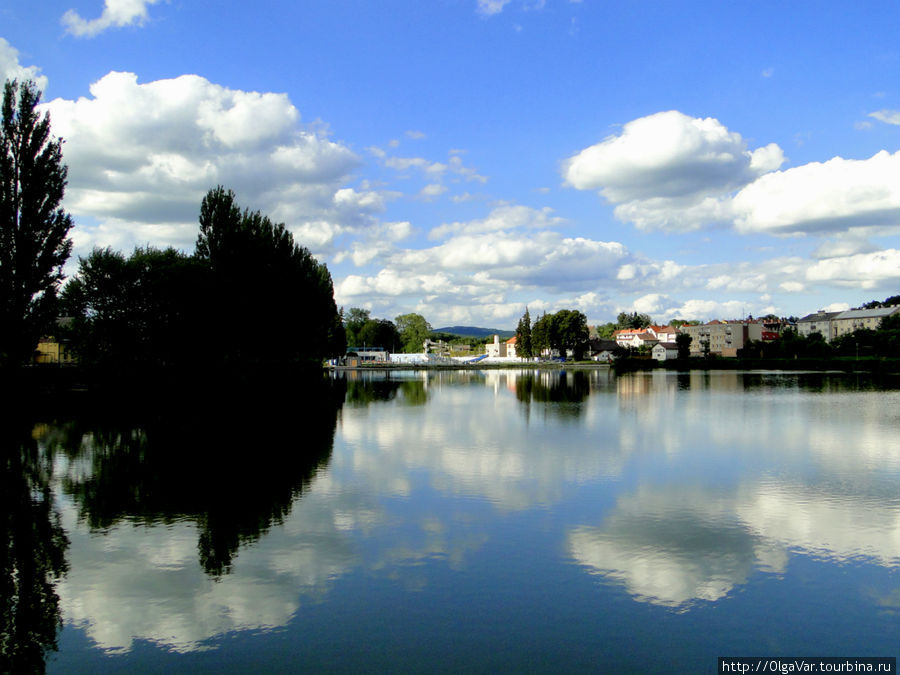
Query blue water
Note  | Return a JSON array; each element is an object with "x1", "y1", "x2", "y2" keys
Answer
[{"x1": 13, "y1": 369, "x2": 899, "y2": 672}]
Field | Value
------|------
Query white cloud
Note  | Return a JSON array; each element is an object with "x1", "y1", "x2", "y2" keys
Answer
[
  {"x1": 805, "y1": 249, "x2": 900, "y2": 288},
  {"x1": 732, "y1": 151, "x2": 900, "y2": 236},
  {"x1": 812, "y1": 234, "x2": 878, "y2": 259},
  {"x1": 41, "y1": 71, "x2": 368, "y2": 256},
  {"x1": 419, "y1": 183, "x2": 448, "y2": 200},
  {"x1": 868, "y1": 109, "x2": 900, "y2": 125},
  {"x1": 477, "y1": 0, "x2": 513, "y2": 16},
  {"x1": 0, "y1": 38, "x2": 48, "y2": 93},
  {"x1": 62, "y1": 0, "x2": 163, "y2": 38},
  {"x1": 563, "y1": 110, "x2": 785, "y2": 232},
  {"x1": 428, "y1": 203, "x2": 563, "y2": 239},
  {"x1": 382, "y1": 153, "x2": 485, "y2": 183}
]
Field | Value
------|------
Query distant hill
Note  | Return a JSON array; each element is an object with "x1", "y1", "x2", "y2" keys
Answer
[{"x1": 433, "y1": 326, "x2": 515, "y2": 339}]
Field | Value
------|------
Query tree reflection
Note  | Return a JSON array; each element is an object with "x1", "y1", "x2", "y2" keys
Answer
[
  {"x1": 344, "y1": 375, "x2": 428, "y2": 407},
  {"x1": 0, "y1": 416, "x2": 69, "y2": 674},
  {"x1": 514, "y1": 371, "x2": 591, "y2": 419},
  {"x1": 51, "y1": 373, "x2": 345, "y2": 577}
]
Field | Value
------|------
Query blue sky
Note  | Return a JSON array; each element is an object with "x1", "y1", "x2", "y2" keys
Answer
[{"x1": 3, "y1": 1, "x2": 899, "y2": 328}]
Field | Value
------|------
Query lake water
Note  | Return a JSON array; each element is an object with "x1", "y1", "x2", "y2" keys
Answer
[{"x1": 5, "y1": 369, "x2": 899, "y2": 672}]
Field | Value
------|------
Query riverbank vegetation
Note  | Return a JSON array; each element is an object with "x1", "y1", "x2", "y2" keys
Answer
[{"x1": 61, "y1": 187, "x2": 345, "y2": 378}]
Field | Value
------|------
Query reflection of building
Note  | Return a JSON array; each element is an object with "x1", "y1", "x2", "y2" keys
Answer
[{"x1": 680, "y1": 321, "x2": 763, "y2": 357}]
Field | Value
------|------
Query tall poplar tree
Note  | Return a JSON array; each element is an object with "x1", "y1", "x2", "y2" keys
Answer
[
  {"x1": 0, "y1": 80, "x2": 73, "y2": 366},
  {"x1": 515, "y1": 307, "x2": 533, "y2": 358}
]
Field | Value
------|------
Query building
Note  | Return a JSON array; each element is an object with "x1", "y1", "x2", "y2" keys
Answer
[
  {"x1": 647, "y1": 325, "x2": 678, "y2": 343},
  {"x1": 797, "y1": 310, "x2": 842, "y2": 342},
  {"x1": 588, "y1": 338, "x2": 618, "y2": 362},
  {"x1": 680, "y1": 320, "x2": 763, "y2": 357},
  {"x1": 831, "y1": 306, "x2": 900, "y2": 340},
  {"x1": 797, "y1": 306, "x2": 899, "y2": 342},
  {"x1": 485, "y1": 334, "x2": 508, "y2": 358},
  {"x1": 34, "y1": 338, "x2": 76, "y2": 364},
  {"x1": 652, "y1": 342, "x2": 680, "y2": 361},
  {"x1": 504, "y1": 336, "x2": 518, "y2": 358},
  {"x1": 346, "y1": 347, "x2": 389, "y2": 364},
  {"x1": 613, "y1": 329, "x2": 657, "y2": 349}
]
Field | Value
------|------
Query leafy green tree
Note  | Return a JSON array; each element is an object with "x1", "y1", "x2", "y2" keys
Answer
[
  {"x1": 551, "y1": 309, "x2": 590, "y2": 360},
  {"x1": 531, "y1": 312, "x2": 551, "y2": 356},
  {"x1": 594, "y1": 322, "x2": 617, "y2": 339},
  {"x1": 195, "y1": 186, "x2": 344, "y2": 364},
  {"x1": 344, "y1": 307, "x2": 371, "y2": 347},
  {"x1": 395, "y1": 313, "x2": 432, "y2": 353},
  {"x1": 668, "y1": 319, "x2": 699, "y2": 329},
  {"x1": 62, "y1": 246, "x2": 209, "y2": 371},
  {"x1": 357, "y1": 318, "x2": 400, "y2": 352},
  {"x1": 0, "y1": 79, "x2": 73, "y2": 366},
  {"x1": 515, "y1": 307, "x2": 533, "y2": 358},
  {"x1": 675, "y1": 332, "x2": 692, "y2": 359},
  {"x1": 617, "y1": 311, "x2": 652, "y2": 330}
]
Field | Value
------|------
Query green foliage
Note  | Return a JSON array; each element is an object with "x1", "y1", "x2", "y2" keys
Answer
[
  {"x1": 862, "y1": 295, "x2": 899, "y2": 309},
  {"x1": 66, "y1": 187, "x2": 346, "y2": 372},
  {"x1": 0, "y1": 79, "x2": 73, "y2": 366},
  {"x1": 515, "y1": 307, "x2": 533, "y2": 358},
  {"x1": 195, "y1": 186, "x2": 345, "y2": 364},
  {"x1": 617, "y1": 311, "x2": 652, "y2": 330},
  {"x1": 531, "y1": 312, "x2": 551, "y2": 355},
  {"x1": 395, "y1": 312, "x2": 432, "y2": 353},
  {"x1": 669, "y1": 319, "x2": 699, "y2": 328},
  {"x1": 594, "y1": 322, "x2": 617, "y2": 339},
  {"x1": 343, "y1": 307, "x2": 371, "y2": 347},
  {"x1": 62, "y1": 246, "x2": 209, "y2": 371},
  {"x1": 356, "y1": 319, "x2": 400, "y2": 352},
  {"x1": 531, "y1": 309, "x2": 589, "y2": 359},
  {"x1": 675, "y1": 332, "x2": 692, "y2": 359},
  {"x1": 552, "y1": 309, "x2": 590, "y2": 360}
]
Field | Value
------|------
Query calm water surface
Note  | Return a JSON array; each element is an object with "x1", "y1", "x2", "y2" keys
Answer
[{"x1": 6, "y1": 369, "x2": 899, "y2": 672}]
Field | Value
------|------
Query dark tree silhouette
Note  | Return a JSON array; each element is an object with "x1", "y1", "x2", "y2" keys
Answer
[{"x1": 0, "y1": 79, "x2": 73, "y2": 366}]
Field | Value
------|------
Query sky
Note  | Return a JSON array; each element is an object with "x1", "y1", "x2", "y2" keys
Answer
[{"x1": 2, "y1": 0, "x2": 900, "y2": 329}]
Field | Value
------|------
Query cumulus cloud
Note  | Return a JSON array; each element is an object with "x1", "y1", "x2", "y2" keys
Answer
[
  {"x1": 0, "y1": 38, "x2": 48, "y2": 92},
  {"x1": 62, "y1": 0, "x2": 163, "y2": 37},
  {"x1": 805, "y1": 249, "x2": 900, "y2": 288},
  {"x1": 41, "y1": 71, "x2": 367, "y2": 255},
  {"x1": 732, "y1": 151, "x2": 900, "y2": 235},
  {"x1": 333, "y1": 205, "x2": 634, "y2": 324},
  {"x1": 565, "y1": 110, "x2": 900, "y2": 243},
  {"x1": 563, "y1": 110, "x2": 785, "y2": 231}
]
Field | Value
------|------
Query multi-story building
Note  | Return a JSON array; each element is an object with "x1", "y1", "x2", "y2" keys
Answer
[
  {"x1": 831, "y1": 306, "x2": 900, "y2": 340},
  {"x1": 796, "y1": 310, "x2": 842, "y2": 342},
  {"x1": 679, "y1": 320, "x2": 763, "y2": 357},
  {"x1": 798, "y1": 306, "x2": 899, "y2": 342}
]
